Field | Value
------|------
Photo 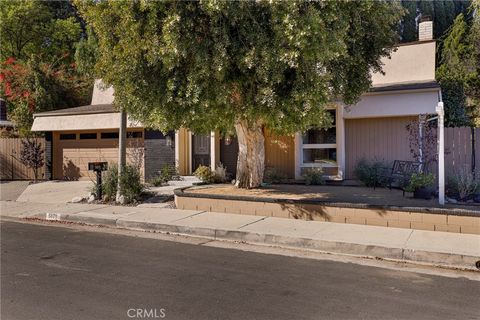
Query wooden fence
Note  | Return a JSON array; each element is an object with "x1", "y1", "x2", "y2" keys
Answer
[
  {"x1": 444, "y1": 127, "x2": 479, "y2": 177},
  {"x1": 0, "y1": 138, "x2": 46, "y2": 180}
]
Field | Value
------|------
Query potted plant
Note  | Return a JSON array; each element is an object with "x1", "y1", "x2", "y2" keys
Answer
[{"x1": 406, "y1": 173, "x2": 435, "y2": 199}]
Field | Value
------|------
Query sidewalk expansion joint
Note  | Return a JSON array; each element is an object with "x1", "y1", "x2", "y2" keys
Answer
[
  {"x1": 237, "y1": 217, "x2": 267, "y2": 230},
  {"x1": 170, "y1": 211, "x2": 206, "y2": 222},
  {"x1": 197, "y1": 239, "x2": 215, "y2": 246}
]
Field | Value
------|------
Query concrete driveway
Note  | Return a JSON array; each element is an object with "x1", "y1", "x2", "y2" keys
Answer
[
  {"x1": 0, "y1": 181, "x2": 31, "y2": 201},
  {"x1": 16, "y1": 180, "x2": 92, "y2": 204}
]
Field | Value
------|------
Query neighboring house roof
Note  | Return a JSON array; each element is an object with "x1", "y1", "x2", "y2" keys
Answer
[
  {"x1": 33, "y1": 104, "x2": 116, "y2": 117},
  {"x1": 369, "y1": 80, "x2": 440, "y2": 93}
]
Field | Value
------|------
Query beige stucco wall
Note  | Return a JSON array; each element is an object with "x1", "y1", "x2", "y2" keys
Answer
[
  {"x1": 344, "y1": 89, "x2": 439, "y2": 119},
  {"x1": 31, "y1": 113, "x2": 142, "y2": 131},
  {"x1": 91, "y1": 79, "x2": 115, "y2": 105},
  {"x1": 371, "y1": 41, "x2": 436, "y2": 86}
]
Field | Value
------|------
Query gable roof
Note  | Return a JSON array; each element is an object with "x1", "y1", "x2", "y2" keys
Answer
[{"x1": 33, "y1": 104, "x2": 116, "y2": 117}]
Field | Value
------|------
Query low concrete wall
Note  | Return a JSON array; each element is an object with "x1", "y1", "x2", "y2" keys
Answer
[{"x1": 175, "y1": 191, "x2": 480, "y2": 235}]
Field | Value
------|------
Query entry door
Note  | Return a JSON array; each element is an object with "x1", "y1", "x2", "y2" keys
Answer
[{"x1": 192, "y1": 134, "x2": 210, "y2": 172}]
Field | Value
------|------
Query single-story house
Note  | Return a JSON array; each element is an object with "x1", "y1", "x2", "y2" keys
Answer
[
  {"x1": 31, "y1": 81, "x2": 175, "y2": 181},
  {"x1": 31, "y1": 20, "x2": 441, "y2": 183}
]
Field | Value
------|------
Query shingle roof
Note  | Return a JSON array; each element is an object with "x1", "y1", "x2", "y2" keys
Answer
[
  {"x1": 369, "y1": 81, "x2": 439, "y2": 93},
  {"x1": 33, "y1": 104, "x2": 116, "y2": 117}
]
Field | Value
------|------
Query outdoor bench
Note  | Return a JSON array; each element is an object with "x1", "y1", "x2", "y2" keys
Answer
[{"x1": 375, "y1": 160, "x2": 423, "y2": 196}]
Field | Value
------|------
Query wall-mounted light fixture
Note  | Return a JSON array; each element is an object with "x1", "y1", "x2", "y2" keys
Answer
[
  {"x1": 224, "y1": 135, "x2": 232, "y2": 146},
  {"x1": 165, "y1": 134, "x2": 173, "y2": 148}
]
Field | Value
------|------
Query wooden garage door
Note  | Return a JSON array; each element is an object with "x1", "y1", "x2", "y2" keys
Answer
[{"x1": 53, "y1": 130, "x2": 144, "y2": 180}]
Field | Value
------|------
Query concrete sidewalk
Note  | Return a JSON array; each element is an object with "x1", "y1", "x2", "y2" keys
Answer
[{"x1": 1, "y1": 200, "x2": 479, "y2": 271}]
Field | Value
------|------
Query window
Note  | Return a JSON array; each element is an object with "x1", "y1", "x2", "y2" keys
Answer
[
  {"x1": 101, "y1": 132, "x2": 119, "y2": 139},
  {"x1": 302, "y1": 148, "x2": 337, "y2": 164},
  {"x1": 302, "y1": 128, "x2": 336, "y2": 144},
  {"x1": 79, "y1": 133, "x2": 97, "y2": 140},
  {"x1": 59, "y1": 133, "x2": 76, "y2": 140},
  {"x1": 127, "y1": 131, "x2": 142, "y2": 138},
  {"x1": 300, "y1": 108, "x2": 337, "y2": 167}
]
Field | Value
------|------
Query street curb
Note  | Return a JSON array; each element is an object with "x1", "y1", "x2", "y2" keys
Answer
[{"x1": 28, "y1": 212, "x2": 480, "y2": 272}]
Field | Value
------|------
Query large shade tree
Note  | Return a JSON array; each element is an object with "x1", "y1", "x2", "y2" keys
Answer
[{"x1": 75, "y1": 0, "x2": 402, "y2": 188}]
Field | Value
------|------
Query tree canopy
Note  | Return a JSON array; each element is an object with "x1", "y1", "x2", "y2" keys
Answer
[
  {"x1": 0, "y1": 0, "x2": 82, "y2": 63},
  {"x1": 437, "y1": 1, "x2": 479, "y2": 127},
  {"x1": 75, "y1": 0, "x2": 403, "y2": 187},
  {"x1": 76, "y1": 0, "x2": 402, "y2": 134},
  {"x1": 0, "y1": 0, "x2": 91, "y2": 136}
]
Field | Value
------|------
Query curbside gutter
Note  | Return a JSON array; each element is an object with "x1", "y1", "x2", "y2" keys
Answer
[{"x1": 26, "y1": 212, "x2": 480, "y2": 272}]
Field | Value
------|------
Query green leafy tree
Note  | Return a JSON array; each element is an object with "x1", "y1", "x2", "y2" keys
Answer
[
  {"x1": 0, "y1": 57, "x2": 91, "y2": 136},
  {"x1": 0, "y1": 0, "x2": 82, "y2": 63},
  {"x1": 75, "y1": 0, "x2": 402, "y2": 188},
  {"x1": 401, "y1": 0, "x2": 418, "y2": 42},
  {"x1": 75, "y1": 26, "x2": 99, "y2": 78},
  {"x1": 437, "y1": 8, "x2": 479, "y2": 126},
  {"x1": 0, "y1": 0, "x2": 91, "y2": 136}
]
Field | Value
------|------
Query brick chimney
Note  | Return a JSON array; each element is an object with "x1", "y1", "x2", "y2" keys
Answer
[{"x1": 418, "y1": 18, "x2": 433, "y2": 41}]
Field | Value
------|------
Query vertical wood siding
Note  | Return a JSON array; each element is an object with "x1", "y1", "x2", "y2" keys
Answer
[
  {"x1": 0, "y1": 138, "x2": 46, "y2": 180},
  {"x1": 345, "y1": 117, "x2": 416, "y2": 179},
  {"x1": 264, "y1": 131, "x2": 295, "y2": 178},
  {"x1": 445, "y1": 127, "x2": 480, "y2": 176}
]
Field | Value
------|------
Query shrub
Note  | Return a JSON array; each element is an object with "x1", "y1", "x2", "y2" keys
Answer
[
  {"x1": 194, "y1": 165, "x2": 216, "y2": 183},
  {"x1": 101, "y1": 163, "x2": 118, "y2": 201},
  {"x1": 214, "y1": 163, "x2": 227, "y2": 183},
  {"x1": 263, "y1": 167, "x2": 287, "y2": 184},
  {"x1": 447, "y1": 167, "x2": 479, "y2": 200},
  {"x1": 354, "y1": 159, "x2": 390, "y2": 188},
  {"x1": 150, "y1": 164, "x2": 176, "y2": 186},
  {"x1": 19, "y1": 138, "x2": 44, "y2": 182},
  {"x1": 302, "y1": 167, "x2": 325, "y2": 185},
  {"x1": 119, "y1": 164, "x2": 144, "y2": 203},
  {"x1": 95, "y1": 163, "x2": 144, "y2": 203},
  {"x1": 405, "y1": 173, "x2": 435, "y2": 193}
]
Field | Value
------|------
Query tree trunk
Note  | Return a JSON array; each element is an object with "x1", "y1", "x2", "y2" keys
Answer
[{"x1": 234, "y1": 120, "x2": 265, "y2": 188}]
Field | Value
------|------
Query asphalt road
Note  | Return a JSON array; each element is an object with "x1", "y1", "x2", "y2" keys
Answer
[{"x1": 1, "y1": 221, "x2": 479, "y2": 320}]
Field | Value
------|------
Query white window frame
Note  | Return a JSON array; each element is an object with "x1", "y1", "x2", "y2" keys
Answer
[{"x1": 295, "y1": 106, "x2": 344, "y2": 180}]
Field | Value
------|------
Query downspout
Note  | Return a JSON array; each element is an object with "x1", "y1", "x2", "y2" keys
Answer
[
  {"x1": 418, "y1": 115, "x2": 424, "y2": 172},
  {"x1": 472, "y1": 127, "x2": 476, "y2": 179},
  {"x1": 436, "y1": 90, "x2": 445, "y2": 205}
]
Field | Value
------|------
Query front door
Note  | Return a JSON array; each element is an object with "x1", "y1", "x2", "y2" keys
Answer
[{"x1": 192, "y1": 134, "x2": 210, "y2": 172}]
